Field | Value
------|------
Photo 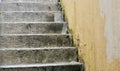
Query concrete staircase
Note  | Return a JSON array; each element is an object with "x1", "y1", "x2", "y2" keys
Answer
[{"x1": 0, "y1": 0, "x2": 84, "y2": 71}]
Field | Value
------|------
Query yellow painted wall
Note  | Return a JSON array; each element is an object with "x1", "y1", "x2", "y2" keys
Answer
[{"x1": 61, "y1": 0, "x2": 120, "y2": 71}]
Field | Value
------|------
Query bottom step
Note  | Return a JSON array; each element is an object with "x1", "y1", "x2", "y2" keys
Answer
[{"x1": 0, "y1": 62, "x2": 84, "y2": 71}]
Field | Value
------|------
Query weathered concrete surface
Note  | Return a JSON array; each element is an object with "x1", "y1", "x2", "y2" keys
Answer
[
  {"x1": 0, "y1": 3, "x2": 59, "y2": 11},
  {"x1": 0, "y1": 0, "x2": 58, "y2": 3},
  {"x1": 0, "y1": 12, "x2": 63, "y2": 22},
  {"x1": 0, "y1": 0, "x2": 83, "y2": 70},
  {"x1": 0, "y1": 23, "x2": 65, "y2": 34},
  {"x1": 0, "y1": 64, "x2": 82, "y2": 71},
  {"x1": 0, "y1": 35, "x2": 72, "y2": 47},
  {"x1": 0, "y1": 47, "x2": 77, "y2": 65}
]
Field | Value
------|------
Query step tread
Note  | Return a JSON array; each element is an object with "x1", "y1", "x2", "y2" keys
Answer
[
  {"x1": 0, "y1": 11, "x2": 63, "y2": 22},
  {"x1": 0, "y1": 34, "x2": 73, "y2": 47},
  {"x1": 0, "y1": 22, "x2": 67, "y2": 34},
  {"x1": 0, "y1": 62, "x2": 82, "y2": 68},
  {"x1": 0, "y1": 47, "x2": 77, "y2": 65},
  {"x1": 0, "y1": 3, "x2": 60, "y2": 11}
]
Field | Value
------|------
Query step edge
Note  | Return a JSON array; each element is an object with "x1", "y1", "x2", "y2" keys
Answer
[
  {"x1": 0, "y1": 34, "x2": 71, "y2": 36},
  {"x1": 0, "y1": 22, "x2": 67, "y2": 24},
  {"x1": 0, "y1": 47, "x2": 77, "y2": 51},
  {"x1": 0, "y1": 2, "x2": 59, "y2": 4},
  {"x1": 0, "y1": 2, "x2": 60, "y2": 4},
  {"x1": 0, "y1": 62, "x2": 83, "y2": 68},
  {"x1": 0, "y1": 11, "x2": 63, "y2": 13}
]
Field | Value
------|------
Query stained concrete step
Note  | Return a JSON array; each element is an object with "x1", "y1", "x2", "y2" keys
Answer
[
  {"x1": 0, "y1": 0, "x2": 58, "y2": 3},
  {"x1": 0, "y1": 22, "x2": 66, "y2": 34},
  {"x1": 0, "y1": 34, "x2": 73, "y2": 48},
  {"x1": 0, "y1": 62, "x2": 83, "y2": 71},
  {"x1": 0, "y1": 3, "x2": 60, "y2": 11},
  {"x1": 0, "y1": 11, "x2": 63, "y2": 22},
  {"x1": 0, "y1": 47, "x2": 77, "y2": 65}
]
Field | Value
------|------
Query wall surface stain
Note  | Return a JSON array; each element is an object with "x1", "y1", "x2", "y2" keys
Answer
[
  {"x1": 99, "y1": 0, "x2": 120, "y2": 71},
  {"x1": 61, "y1": 0, "x2": 120, "y2": 71}
]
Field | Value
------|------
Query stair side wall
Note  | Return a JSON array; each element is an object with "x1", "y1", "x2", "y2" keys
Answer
[{"x1": 60, "y1": 0, "x2": 120, "y2": 71}]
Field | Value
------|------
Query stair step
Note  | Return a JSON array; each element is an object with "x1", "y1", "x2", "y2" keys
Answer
[
  {"x1": 0, "y1": 34, "x2": 73, "y2": 48},
  {"x1": 0, "y1": 62, "x2": 83, "y2": 71},
  {"x1": 0, "y1": 22, "x2": 66, "y2": 34},
  {"x1": 0, "y1": 62, "x2": 82, "y2": 68},
  {"x1": 0, "y1": 3, "x2": 60, "y2": 11},
  {"x1": 0, "y1": 47, "x2": 77, "y2": 65},
  {"x1": 0, "y1": 11, "x2": 63, "y2": 22},
  {"x1": 0, "y1": 0, "x2": 58, "y2": 3}
]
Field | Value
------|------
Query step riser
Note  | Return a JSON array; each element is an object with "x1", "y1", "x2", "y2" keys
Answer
[
  {"x1": 0, "y1": 35, "x2": 72, "y2": 47},
  {"x1": 0, "y1": 23, "x2": 64, "y2": 34},
  {"x1": 0, "y1": 12, "x2": 63, "y2": 22},
  {"x1": 0, "y1": 3, "x2": 60, "y2": 11},
  {"x1": 0, "y1": 48, "x2": 77, "y2": 65},
  {"x1": 0, "y1": 65, "x2": 82, "y2": 71},
  {"x1": 0, "y1": 0, "x2": 58, "y2": 3}
]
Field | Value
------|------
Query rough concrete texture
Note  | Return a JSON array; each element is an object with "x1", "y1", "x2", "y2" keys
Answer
[
  {"x1": 0, "y1": 0, "x2": 83, "y2": 70},
  {"x1": 0, "y1": 3, "x2": 59, "y2": 11},
  {"x1": 0, "y1": 48, "x2": 77, "y2": 65},
  {"x1": 0, "y1": 35, "x2": 72, "y2": 47},
  {"x1": 0, "y1": 65, "x2": 82, "y2": 71},
  {"x1": 0, "y1": 23, "x2": 64, "y2": 34},
  {"x1": 0, "y1": 12, "x2": 63, "y2": 22},
  {"x1": 0, "y1": 0, "x2": 58, "y2": 3}
]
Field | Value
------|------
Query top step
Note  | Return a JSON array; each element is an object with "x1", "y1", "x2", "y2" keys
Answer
[
  {"x1": 0, "y1": 0, "x2": 59, "y2": 3},
  {"x1": 0, "y1": 3, "x2": 60, "y2": 11}
]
